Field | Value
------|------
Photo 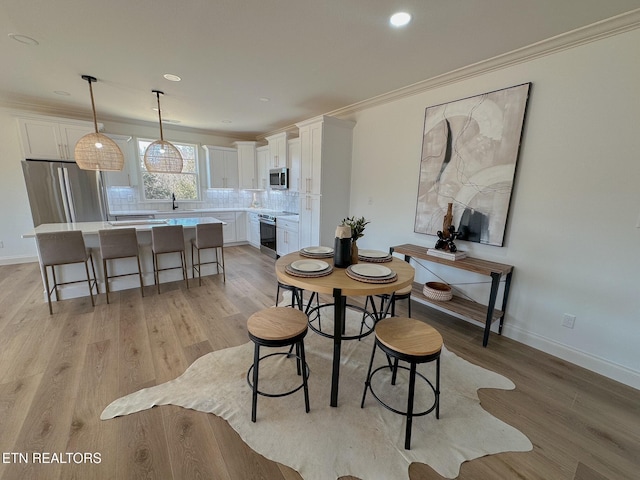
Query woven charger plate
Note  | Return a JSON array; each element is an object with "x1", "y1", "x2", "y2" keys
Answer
[
  {"x1": 345, "y1": 267, "x2": 398, "y2": 284},
  {"x1": 357, "y1": 255, "x2": 392, "y2": 263},
  {"x1": 299, "y1": 251, "x2": 334, "y2": 259},
  {"x1": 285, "y1": 264, "x2": 333, "y2": 278},
  {"x1": 423, "y1": 282, "x2": 452, "y2": 301}
]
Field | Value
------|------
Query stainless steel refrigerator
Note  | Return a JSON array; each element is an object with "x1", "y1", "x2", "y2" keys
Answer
[{"x1": 21, "y1": 159, "x2": 108, "y2": 227}]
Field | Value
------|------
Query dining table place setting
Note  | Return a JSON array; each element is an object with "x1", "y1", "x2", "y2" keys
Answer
[
  {"x1": 298, "y1": 245, "x2": 335, "y2": 259},
  {"x1": 345, "y1": 263, "x2": 398, "y2": 283},
  {"x1": 284, "y1": 258, "x2": 334, "y2": 278},
  {"x1": 357, "y1": 248, "x2": 393, "y2": 263}
]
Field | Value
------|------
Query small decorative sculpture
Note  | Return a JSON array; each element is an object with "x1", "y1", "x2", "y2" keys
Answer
[{"x1": 434, "y1": 203, "x2": 461, "y2": 252}]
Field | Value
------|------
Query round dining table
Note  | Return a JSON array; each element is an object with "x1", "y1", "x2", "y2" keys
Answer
[{"x1": 275, "y1": 251, "x2": 415, "y2": 407}]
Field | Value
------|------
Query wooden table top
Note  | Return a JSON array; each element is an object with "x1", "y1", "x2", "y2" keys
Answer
[{"x1": 275, "y1": 252, "x2": 415, "y2": 297}]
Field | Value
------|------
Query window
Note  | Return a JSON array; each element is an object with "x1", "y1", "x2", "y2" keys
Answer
[{"x1": 137, "y1": 139, "x2": 199, "y2": 201}]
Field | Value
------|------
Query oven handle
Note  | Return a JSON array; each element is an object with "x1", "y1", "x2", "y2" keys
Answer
[{"x1": 259, "y1": 218, "x2": 276, "y2": 226}]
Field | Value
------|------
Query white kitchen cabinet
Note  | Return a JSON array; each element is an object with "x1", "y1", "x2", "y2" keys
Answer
[
  {"x1": 103, "y1": 134, "x2": 137, "y2": 187},
  {"x1": 248, "y1": 211, "x2": 260, "y2": 248},
  {"x1": 235, "y1": 211, "x2": 247, "y2": 242},
  {"x1": 256, "y1": 145, "x2": 269, "y2": 190},
  {"x1": 203, "y1": 145, "x2": 239, "y2": 189},
  {"x1": 265, "y1": 132, "x2": 291, "y2": 169},
  {"x1": 276, "y1": 217, "x2": 299, "y2": 256},
  {"x1": 296, "y1": 115, "x2": 356, "y2": 247},
  {"x1": 234, "y1": 141, "x2": 257, "y2": 189},
  {"x1": 288, "y1": 138, "x2": 301, "y2": 193},
  {"x1": 17, "y1": 115, "x2": 100, "y2": 161},
  {"x1": 212, "y1": 212, "x2": 237, "y2": 243}
]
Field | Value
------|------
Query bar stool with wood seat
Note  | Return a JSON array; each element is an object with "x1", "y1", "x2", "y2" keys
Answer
[
  {"x1": 246, "y1": 307, "x2": 310, "y2": 422},
  {"x1": 361, "y1": 317, "x2": 443, "y2": 450},
  {"x1": 36, "y1": 230, "x2": 99, "y2": 315},
  {"x1": 151, "y1": 225, "x2": 188, "y2": 293},
  {"x1": 191, "y1": 222, "x2": 225, "y2": 285},
  {"x1": 98, "y1": 228, "x2": 144, "y2": 303}
]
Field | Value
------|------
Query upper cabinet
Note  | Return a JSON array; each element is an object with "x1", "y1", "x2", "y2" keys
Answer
[
  {"x1": 256, "y1": 145, "x2": 269, "y2": 190},
  {"x1": 17, "y1": 115, "x2": 100, "y2": 161},
  {"x1": 265, "y1": 132, "x2": 291, "y2": 169},
  {"x1": 103, "y1": 134, "x2": 137, "y2": 187},
  {"x1": 203, "y1": 145, "x2": 239, "y2": 189},
  {"x1": 288, "y1": 137, "x2": 301, "y2": 193},
  {"x1": 234, "y1": 141, "x2": 258, "y2": 189}
]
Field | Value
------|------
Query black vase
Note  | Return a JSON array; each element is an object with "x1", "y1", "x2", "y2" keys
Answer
[{"x1": 333, "y1": 237, "x2": 352, "y2": 268}]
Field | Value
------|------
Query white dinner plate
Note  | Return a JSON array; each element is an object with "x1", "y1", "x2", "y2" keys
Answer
[
  {"x1": 301, "y1": 246, "x2": 334, "y2": 254},
  {"x1": 358, "y1": 249, "x2": 389, "y2": 258},
  {"x1": 350, "y1": 263, "x2": 392, "y2": 277},
  {"x1": 291, "y1": 259, "x2": 330, "y2": 272}
]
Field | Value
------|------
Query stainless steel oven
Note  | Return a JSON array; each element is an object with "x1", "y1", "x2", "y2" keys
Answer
[{"x1": 258, "y1": 214, "x2": 277, "y2": 258}]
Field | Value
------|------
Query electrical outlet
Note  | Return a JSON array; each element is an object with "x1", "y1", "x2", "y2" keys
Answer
[{"x1": 562, "y1": 314, "x2": 576, "y2": 329}]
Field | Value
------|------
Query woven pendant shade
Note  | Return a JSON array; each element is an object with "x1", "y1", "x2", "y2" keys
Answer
[
  {"x1": 144, "y1": 90, "x2": 183, "y2": 173},
  {"x1": 75, "y1": 75, "x2": 124, "y2": 171}
]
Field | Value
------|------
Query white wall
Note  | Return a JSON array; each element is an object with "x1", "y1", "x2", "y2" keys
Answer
[
  {"x1": 347, "y1": 28, "x2": 640, "y2": 388},
  {"x1": 0, "y1": 108, "x2": 243, "y2": 264}
]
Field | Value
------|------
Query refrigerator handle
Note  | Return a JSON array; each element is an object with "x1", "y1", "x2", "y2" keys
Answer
[{"x1": 59, "y1": 167, "x2": 77, "y2": 223}]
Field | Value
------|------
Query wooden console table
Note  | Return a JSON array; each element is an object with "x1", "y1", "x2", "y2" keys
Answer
[{"x1": 390, "y1": 244, "x2": 514, "y2": 347}]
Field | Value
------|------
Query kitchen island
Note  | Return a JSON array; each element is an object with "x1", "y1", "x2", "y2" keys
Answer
[{"x1": 23, "y1": 217, "x2": 224, "y2": 300}]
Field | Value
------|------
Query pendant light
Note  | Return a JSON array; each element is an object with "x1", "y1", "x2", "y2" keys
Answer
[
  {"x1": 143, "y1": 90, "x2": 183, "y2": 173},
  {"x1": 74, "y1": 75, "x2": 124, "y2": 171}
]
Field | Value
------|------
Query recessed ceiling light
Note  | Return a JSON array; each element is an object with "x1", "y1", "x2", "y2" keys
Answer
[
  {"x1": 163, "y1": 74, "x2": 181, "y2": 82},
  {"x1": 390, "y1": 12, "x2": 411, "y2": 27},
  {"x1": 259, "y1": 97, "x2": 270, "y2": 102},
  {"x1": 54, "y1": 91, "x2": 71, "y2": 96},
  {"x1": 8, "y1": 33, "x2": 39, "y2": 45}
]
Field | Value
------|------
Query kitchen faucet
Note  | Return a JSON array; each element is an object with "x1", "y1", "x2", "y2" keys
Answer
[{"x1": 172, "y1": 193, "x2": 178, "y2": 210}]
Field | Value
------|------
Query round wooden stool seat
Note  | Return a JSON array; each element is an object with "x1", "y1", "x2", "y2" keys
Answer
[
  {"x1": 361, "y1": 317, "x2": 443, "y2": 450},
  {"x1": 375, "y1": 317, "x2": 442, "y2": 358},
  {"x1": 247, "y1": 307, "x2": 310, "y2": 422},
  {"x1": 248, "y1": 307, "x2": 308, "y2": 343}
]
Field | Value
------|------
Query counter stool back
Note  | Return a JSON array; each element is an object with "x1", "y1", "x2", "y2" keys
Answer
[
  {"x1": 247, "y1": 307, "x2": 310, "y2": 422},
  {"x1": 36, "y1": 230, "x2": 99, "y2": 315},
  {"x1": 98, "y1": 228, "x2": 144, "y2": 303},
  {"x1": 191, "y1": 222, "x2": 225, "y2": 285},
  {"x1": 151, "y1": 225, "x2": 188, "y2": 293},
  {"x1": 361, "y1": 317, "x2": 443, "y2": 450}
]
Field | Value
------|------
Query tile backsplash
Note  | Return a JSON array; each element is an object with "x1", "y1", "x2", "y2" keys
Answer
[{"x1": 107, "y1": 187, "x2": 299, "y2": 213}]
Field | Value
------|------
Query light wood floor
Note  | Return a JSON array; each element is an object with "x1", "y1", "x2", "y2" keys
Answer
[{"x1": 0, "y1": 245, "x2": 638, "y2": 480}]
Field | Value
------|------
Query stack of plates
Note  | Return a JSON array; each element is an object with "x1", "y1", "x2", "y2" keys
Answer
[
  {"x1": 358, "y1": 249, "x2": 392, "y2": 263},
  {"x1": 299, "y1": 246, "x2": 334, "y2": 258},
  {"x1": 285, "y1": 259, "x2": 333, "y2": 278},
  {"x1": 346, "y1": 263, "x2": 397, "y2": 284}
]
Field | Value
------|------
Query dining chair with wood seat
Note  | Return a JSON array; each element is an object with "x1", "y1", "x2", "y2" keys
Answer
[
  {"x1": 36, "y1": 230, "x2": 99, "y2": 315},
  {"x1": 191, "y1": 222, "x2": 225, "y2": 285},
  {"x1": 98, "y1": 228, "x2": 144, "y2": 303},
  {"x1": 151, "y1": 225, "x2": 188, "y2": 293}
]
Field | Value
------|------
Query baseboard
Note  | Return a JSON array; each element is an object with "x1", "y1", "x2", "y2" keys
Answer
[
  {"x1": 502, "y1": 324, "x2": 640, "y2": 391},
  {"x1": 0, "y1": 255, "x2": 38, "y2": 265}
]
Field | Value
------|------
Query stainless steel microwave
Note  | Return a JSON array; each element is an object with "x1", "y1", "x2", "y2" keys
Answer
[{"x1": 269, "y1": 167, "x2": 288, "y2": 189}]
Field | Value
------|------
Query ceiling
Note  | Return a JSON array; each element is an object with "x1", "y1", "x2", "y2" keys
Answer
[{"x1": 2, "y1": 0, "x2": 639, "y2": 138}]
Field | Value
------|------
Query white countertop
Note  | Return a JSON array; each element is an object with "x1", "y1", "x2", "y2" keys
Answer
[{"x1": 22, "y1": 217, "x2": 223, "y2": 238}]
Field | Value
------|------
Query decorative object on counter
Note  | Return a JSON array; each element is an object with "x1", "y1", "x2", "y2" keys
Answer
[
  {"x1": 74, "y1": 75, "x2": 124, "y2": 171},
  {"x1": 250, "y1": 192, "x2": 261, "y2": 208},
  {"x1": 434, "y1": 203, "x2": 462, "y2": 253},
  {"x1": 143, "y1": 90, "x2": 183, "y2": 173},
  {"x1": 426, "y1": 248, "x2": 467, "y2": 261},
  {"x1": 341, "y1": 216, "x2": 370, "y2": 264},
  {"x1": 423, "y1": 282, "x2": 453, "y2": 302},
  {"x1": 333, "y1": 225, "x2": 352, "y2": 268}
]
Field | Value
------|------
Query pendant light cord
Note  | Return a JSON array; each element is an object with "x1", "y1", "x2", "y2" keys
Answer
[
  {"x1": 155, "y1": 90, "x2": 165, "y2": 141},
  {"x1": 82, "y1": 75, "x2": 99, "y2": 134}
]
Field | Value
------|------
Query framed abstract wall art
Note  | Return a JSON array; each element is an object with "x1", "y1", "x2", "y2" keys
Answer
[{"x1": 414, "y1": 83, "x2": 531, "y2": 247}]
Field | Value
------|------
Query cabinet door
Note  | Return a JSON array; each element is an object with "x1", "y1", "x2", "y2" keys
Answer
[
  {"x1": 249, "y1": 218, "x2": 260, "y2": 247},
  {"x1": 276, "y1": 227, "x2": 287, "y2": 256},
  {"x1": 61, "y1": 124, "x2": 96, "y2": 161},
  {"x1": 298, "y1": 195, "x2": 321, "y2": 247},
  {"x1": 214, "y1": 212, "x2": 237, "y2": 243},
  {"x1": 235, "y1": 212, "x2": 247, "y2": 241},
  {"x1": 287, "y1": 228, "x2": 299, "y2": 254},
  {"x1": 223, "y1": 151, "x2": 239, "y2": 189},
  {"x1": 205, "y1": 147, "x2": 237, "y2": 188},
  {"x1": 266, "y1": 133, "x2": 288, "y2": 169},
  {"x1": 288, "y1": 138, "x2": 301, "y2": 193},
  {"x1": 236, "y1": 142, "x2": 256, "y2": 189},
  {"x1": 18, "y1": 118, "x2": 65, "y2": 160},
  {"x1": 103, "y1": 134, "x2": 135, "y2": 187},
  {"x1": 256, "y1": 146, "x2": 269, "y2": 190},
  {"x1": 299, "y1": 122, "x2": 322, "y2": 195}
]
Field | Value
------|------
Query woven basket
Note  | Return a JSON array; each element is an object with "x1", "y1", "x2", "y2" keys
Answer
[{"x1": 423, "y1": 282, "x2": 452, "y2": 301}]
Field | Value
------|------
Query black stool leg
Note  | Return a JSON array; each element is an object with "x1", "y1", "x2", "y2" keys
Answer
[
  {"x1": 251, "y1": 343, "x2": 260, "y2": 423},
  {"x1": 405, "y1": 361, "x2": 417, "y2": 450},
  {"x1": 436, "y1": 356, "x2": 440, "y2": 418},
  {"x1": 299, "y1": 340, "x2": 310, "y2": 413},
  {"x1": 361, "y1": 342, "x2": 378, "y2": 407}
]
